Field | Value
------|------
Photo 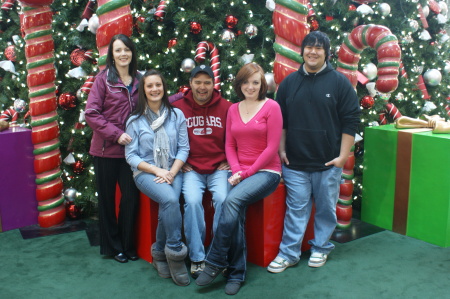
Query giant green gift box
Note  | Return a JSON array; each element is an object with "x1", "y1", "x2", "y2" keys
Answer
[{"x1": 362, "y1": 124, "x2": 450, "y2": 247}]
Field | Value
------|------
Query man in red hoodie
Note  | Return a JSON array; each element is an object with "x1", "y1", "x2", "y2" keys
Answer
[{"x1": 172, "y1": 65, "x2": 232, "y2": 279}]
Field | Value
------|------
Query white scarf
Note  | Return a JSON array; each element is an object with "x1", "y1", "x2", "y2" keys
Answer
[{"x1": 146, "y1": 106, "x2": 170, "y2": 170}]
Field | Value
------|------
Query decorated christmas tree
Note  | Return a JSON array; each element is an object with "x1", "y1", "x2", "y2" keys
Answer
[{"x1": 0, "y1": 0, "x2": 449, "y2": 219}]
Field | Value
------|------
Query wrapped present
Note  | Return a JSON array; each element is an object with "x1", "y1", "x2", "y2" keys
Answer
[
  {"x1": 362, "y1": 125, "x2": 450, "y2": 247},
  {"x1": 0, "y1": 128, "x2": 38, "y2": 231}
]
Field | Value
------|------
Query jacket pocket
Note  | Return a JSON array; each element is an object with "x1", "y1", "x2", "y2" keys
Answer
[{"x1": 286, "y1": 128, "x2": 333, "y2": 162}]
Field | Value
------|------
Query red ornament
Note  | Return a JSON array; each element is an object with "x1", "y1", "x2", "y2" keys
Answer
[
  {"x1": 1, "y1": 0, "x2": 15, "y2": 11},
  {"x1": 349, "y1": 5, "x2": 357, "y2": 11},
  {"x1": 190, "y1": 22, "x2": 202, "y2": 34},
  {"x1": 360, "y1": 95, "x2": 374, "y2": 109},
  {"x1": 428, "y1": 0, "x2": 441, "y2": 14},
  {"x1": 134, "y1": 16, "x2": 145, "y2": 33},
  {"x1": 70, "y1": 48, "x2": 86, "y2": 66},
  {"x1": 58, "y1": 93, "x2": 77, "y2": 110},
  {"x1": 178, "y1": 85, "x2": 189, "y2": 94},
  {"x1": 66, "y1": 202, "x2": 81, "y2": 220},
  {"x1": 308, "y1": 19, "x2": 319, "y2": 31},
  {"x1": 224, "y1": 15, "x2": 238, "y2": 29},
  {"x1": 154, "y1": 1, "x2": 166, "y2": 21},
  {"x1": 167, "y1": 38, "x2": 177, "y2": 49},
  {"x1": 4, "y1": 45, "x2": 16, "y2": 62},
  {"x1": 19, "y1": 0, "x2": 53, "y2": 6},
  {"x1": 73, "y1": 160, "x2": 85, "y2": 175}
]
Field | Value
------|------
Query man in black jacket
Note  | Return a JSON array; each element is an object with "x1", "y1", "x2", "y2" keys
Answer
[{"x1": 268, "y1": 31, "x2": 361, "y2": 273}]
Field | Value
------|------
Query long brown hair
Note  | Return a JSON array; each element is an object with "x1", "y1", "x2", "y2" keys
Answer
[{"x1": 128, "y1": 70, "x2": 175, "y2": 126}]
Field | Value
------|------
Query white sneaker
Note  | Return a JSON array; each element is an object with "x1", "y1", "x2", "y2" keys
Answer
[
  {"x1": 267, "y1": 256, "x2": 298, "y2": 273},
  {"x1": 308, "y1": 252, "x2": 328, "y2": 268}
]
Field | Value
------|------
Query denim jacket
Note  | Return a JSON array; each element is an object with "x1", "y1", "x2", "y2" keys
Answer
[{"x1": 125, "y1": 108, "x2": 189, "y2": 175}]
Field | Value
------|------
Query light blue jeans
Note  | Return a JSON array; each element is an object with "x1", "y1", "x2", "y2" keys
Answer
[
  {"x1": 134, "y1": 172, "x2": 183, "y2": 252},
  {"x1": 182, "y1": 169, "x2": 230, "y2": 262},
  {"x1": 278, "y1": 165, "x2": 342, "y2": 264},
  {"x1": 206, "y1": 171, "x2": 281, "y2": 282}
]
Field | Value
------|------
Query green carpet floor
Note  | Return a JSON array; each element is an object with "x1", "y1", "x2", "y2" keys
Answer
[{"x1": 1, "y1": 226, "x2": 449, "y2": 299}]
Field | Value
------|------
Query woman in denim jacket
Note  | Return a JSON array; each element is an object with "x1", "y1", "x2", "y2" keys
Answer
[{"x1": 125, "y1": 70, "x2": 190, "y2": 286}]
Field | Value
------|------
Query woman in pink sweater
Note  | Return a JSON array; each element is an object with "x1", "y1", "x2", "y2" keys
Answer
[{"x1": 196, "y1": 63, "x2": 283, "y2": 295}]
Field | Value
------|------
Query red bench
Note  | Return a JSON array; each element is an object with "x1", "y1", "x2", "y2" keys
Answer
[{"x1": 116, "y1": 183, "x2": 314, "y2": 267}]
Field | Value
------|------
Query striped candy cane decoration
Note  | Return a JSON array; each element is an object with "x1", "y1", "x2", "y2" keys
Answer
[
  {"x1": 96, "y1": 0, "x2": 133, "y2": 70},
  {"x1": 336, "y1": 24, "x2": 401, "y2": 93},
  {"x1": 195, "y1": 41, "x2": 221, "y2": 90},
  {"x1": 81, "y1": 74, "x2": 96, "y2": 95},
  {"x1": 154, "y1": 0, "x2": 166, "y2": 21},
  {"x1": 272, "y1": 0, "x2": 310, "y2": 85},
  {"x1": 20, "y1": 0, "x2": 66, "y2": 227},
  {"x1": 1, "y1": 0, "x2": 15, "y2": 11},
  {"x1": 0, "y1": 108, "x2": 18, "y2": 124}
]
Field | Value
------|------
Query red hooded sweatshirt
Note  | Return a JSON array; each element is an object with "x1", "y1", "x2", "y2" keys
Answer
[{"x1": 173, "y1": 89, "x2": 232, "y2": 174}]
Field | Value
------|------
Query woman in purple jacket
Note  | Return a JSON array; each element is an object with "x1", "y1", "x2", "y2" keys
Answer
[{"x1": 85, "y1": 34, "x2": 141, "y2": 263}]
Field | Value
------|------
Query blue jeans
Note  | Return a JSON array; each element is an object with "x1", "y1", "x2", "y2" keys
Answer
[
  {"x1": 205, "y1": 171, "x2": 281, "y2": 282},
  {"x1": 182, "y1": 169, "x2": 230, "y2": 262},
  {"x1": 278, "y1": 165, "x2": 342, "y2": 264},
  {"x1": 134, "y1": 172, "x2": 183, "y2": 252}
]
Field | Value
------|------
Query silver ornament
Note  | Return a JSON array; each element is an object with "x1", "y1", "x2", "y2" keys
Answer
[
  {"x1": 378, "y1": 3, "x2": 391, "y2": 17},
  {"x1": 422, "y1": 5, "x2": 430, "y2": 17},
  {"x1": 423, "y1": 69, "x2": 442, "y2": 86},
  {"x1": 181, "y1": 58, "x2": 196, "y2": 73},
  {"x1": 362, "y1": 63, "x2": 378, "y2": 80},
  {"x1": 357, "y1": 4, "x2": 374, "y2": 16},
  {"x1": 88, "y1": 14, "x2": 99, "y2": 34},
  {"x1": 418, "y1": 29, "x2": 432, "y2": 41},
  {"x1": 444, "y1": 60, "x2": 450, "y2": 74},
  {"x1": 239, "y1": 54, "x2": 254, "y2": 65},
  {"x1": 13, "y1": 99, "x2": 27, "y2": 113},
  {"x1": 76, "y1": 89, "x2": 84, "y2": 101},
  {"x1": 64, "y1": 188, "x2": 78, "y2": 202},
  {"x1": 264, "y1": 73, "x2": 276, "y2": 93},
  {"x1": 245, "y1": 24, "x2": 258, "y2": 39},
  {"x1": 409, "y1": 19, "x2": 419, "y2": 32},
  {"x1": 227, "y1": 74, "x2": 235, "y2": 82},
  {"x1": 220, "y1": 29, "x2": 235, "y2": 43}
]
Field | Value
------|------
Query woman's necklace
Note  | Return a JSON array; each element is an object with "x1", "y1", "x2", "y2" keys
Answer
[{"x1": 121, "y1": 75, "x2": 132, "y2": 86}]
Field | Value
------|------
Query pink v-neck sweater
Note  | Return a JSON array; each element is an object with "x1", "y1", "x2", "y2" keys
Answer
[{"x1": 225, "y1": 99, "x2": 283, "y2": 180}]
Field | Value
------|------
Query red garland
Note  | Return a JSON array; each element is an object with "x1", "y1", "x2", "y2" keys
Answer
[
  {"x1": 154, "y1": 1, "x2": 166, "y2": 21},
  {"x1": 195, "y1": 41, "x2": 221, "y2": 90}
]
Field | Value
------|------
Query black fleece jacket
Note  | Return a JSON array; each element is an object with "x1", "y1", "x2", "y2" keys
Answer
[{"x1": 276, "y1": 62, "x2": 361, "y2": 172}]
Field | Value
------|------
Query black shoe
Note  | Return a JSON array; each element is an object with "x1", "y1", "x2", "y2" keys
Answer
[
  {"x1": 195, "y1": 264, "x2": 224, "y2": 286},
  {"x1": 114, "y1": 253, "x2": 128, "y2": 263},
  {"x1": 225, "y1": 281, "x2": 242, "y2": 295},
  {"x1": 126, "y1": 254, "x2": 139, "y2": 261}
]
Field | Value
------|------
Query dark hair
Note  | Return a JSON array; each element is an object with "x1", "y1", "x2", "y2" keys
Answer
[
  {"x1": 300, "y1": 31, "x2": 331, "y2": 61},
  {"x1": 106, "y1": 34, "x2": 138, "y2": 84},
  {"x1": 129, "y1": 70, "x2": 174, "y2": 124},
  {"x1": 233, "y1": 63, "x2": 268, "y2": 101}
]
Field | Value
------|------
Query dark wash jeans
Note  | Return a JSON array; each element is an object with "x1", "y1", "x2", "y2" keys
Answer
[{"x1": 205, "y1": 171, "x2": 281, "y2": 282}]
